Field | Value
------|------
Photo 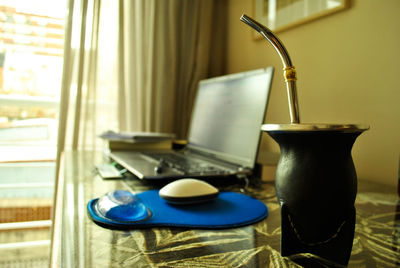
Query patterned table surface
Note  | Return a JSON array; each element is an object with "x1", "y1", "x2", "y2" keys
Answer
[{"x1": 51, "y1": 151, "x2": 400, "y2": 267}]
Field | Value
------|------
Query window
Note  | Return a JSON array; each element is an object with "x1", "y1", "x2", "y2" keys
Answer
[{"x1": 0, "y1": 0, "x2": 65, "y2": 266}]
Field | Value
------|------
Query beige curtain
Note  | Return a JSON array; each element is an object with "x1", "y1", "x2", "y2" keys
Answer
[
  {"x1": 55, "y1": 0, "x2": 226, "y2": 175},
  {"x1": 57, "y1": 0, "x2": 225, "y2": 162},
  {"x1": 56, "y1": 0, "x2": 119, "y2": 166},
  {"x1": 118, "y1": 0, "x2": 225, "y2": 138}
]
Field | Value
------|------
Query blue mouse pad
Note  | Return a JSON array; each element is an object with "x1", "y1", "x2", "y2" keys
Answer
[{"x1": 87, "y1": 190, "x2": 268, "y2": 229}]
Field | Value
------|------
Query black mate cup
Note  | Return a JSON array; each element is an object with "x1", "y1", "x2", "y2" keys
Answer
[
  {"x1": 263, "y1": 124, "x2": 368, "y2": 266},
  {"x1": 240, "y1": 14, "x2": 369, "y2": 266}
]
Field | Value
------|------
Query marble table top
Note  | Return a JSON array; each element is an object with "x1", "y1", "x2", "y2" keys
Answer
[{"x1": 51, "y1": 151, "x2": 400, "y2": 267}]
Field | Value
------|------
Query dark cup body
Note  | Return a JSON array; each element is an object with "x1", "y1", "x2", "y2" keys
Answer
[{"x1": 267, "y1": 129, "x2": 365, "y2": 266}]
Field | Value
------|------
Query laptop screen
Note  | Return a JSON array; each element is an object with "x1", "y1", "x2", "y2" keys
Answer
[{"x1": 186, "y1": 67, "x2": 274, "y2": 168}]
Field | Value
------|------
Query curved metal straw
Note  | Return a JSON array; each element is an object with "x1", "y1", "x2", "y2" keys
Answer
[{"x1": 240, "y1": 14, "x2": 300, "y2": 124}]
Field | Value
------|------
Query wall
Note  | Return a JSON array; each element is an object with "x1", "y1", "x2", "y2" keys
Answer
[{"x1": 226, "y1": 0, "x2": 400, "y2": 186}]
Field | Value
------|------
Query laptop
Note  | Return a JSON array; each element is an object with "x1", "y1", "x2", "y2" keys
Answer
[{"x1": 110, "y1": 67, "x2": 274, "y2": 180}]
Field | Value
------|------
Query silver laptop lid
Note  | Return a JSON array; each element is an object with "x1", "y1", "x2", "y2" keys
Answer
[{"x1": 186, "y1": 67, "x2": 274, "y2": 168}]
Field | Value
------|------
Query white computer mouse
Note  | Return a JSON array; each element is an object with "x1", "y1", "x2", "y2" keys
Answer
[{"x1": 159, "y1": 178, "x2": 219, "y2": 204}]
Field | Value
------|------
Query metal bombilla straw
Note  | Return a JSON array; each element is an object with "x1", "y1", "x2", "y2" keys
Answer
[{"x1": 240, "y1": 14, "x2": 300, "y2": 124}]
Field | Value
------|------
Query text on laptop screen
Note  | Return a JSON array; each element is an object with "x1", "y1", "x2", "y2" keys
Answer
[{"x1": 187, "y1": 68, "x2": 274, "y2": 168}]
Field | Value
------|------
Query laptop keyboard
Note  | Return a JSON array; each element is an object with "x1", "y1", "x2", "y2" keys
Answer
[{"x1": 143, "y1": 152, "x2": 230, "y2": 175}]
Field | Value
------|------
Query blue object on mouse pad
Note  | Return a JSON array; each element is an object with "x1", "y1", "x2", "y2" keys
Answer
[{"x1": 87, "y1": 190, "x2": 268, "y2": 229}]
